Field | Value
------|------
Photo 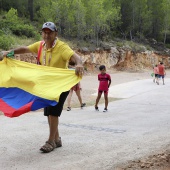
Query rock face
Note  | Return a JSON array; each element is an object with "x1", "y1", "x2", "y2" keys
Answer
[
  {"x1": 15, "y1": 48, "x2": 170, "y2": 72},
  {"x1": 79, "y1": 48, "x2": 170, "y2": 72}
]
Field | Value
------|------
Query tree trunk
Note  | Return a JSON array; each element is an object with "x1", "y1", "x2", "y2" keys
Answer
[
  {"x1": 130, "y1": 30, "x2": 133, "y2": 40},
  {"x1": 0, "y1": 0, "x2": 2, "y2": 12},
  {"x1": 164, "y1": 29, "x2": 167, "y2": 44},
  {"x1": 28, "y1": 0, "x2": 34, "y2": 21}
]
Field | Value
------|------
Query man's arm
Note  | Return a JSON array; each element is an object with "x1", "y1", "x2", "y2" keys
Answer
[
  {"x1": 164, "y1": 67, "x2": 166, "y2": 75},
  {"x1": 70, "y1": 53, "x2": 84, "y2": 77},
  {"x1": 1, "y1": 46, "x2": 31, "y2": 59}
]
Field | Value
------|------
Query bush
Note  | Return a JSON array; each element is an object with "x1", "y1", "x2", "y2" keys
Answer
[
  {"x1": 0, "y1": 34, "x2": 14, "y2": 50},
  {"x1": 165, "y1": 44, "x2": 170, "y2": 49},
  {"x1": 1, "y1": 9, "x2": 37, "y2": 38},
  {"x1": 10, "y1": 24, "x2": 37, "y2": 37},
  {"x1": 0, "y1": 29, "x2": 4, "y2": 36}
]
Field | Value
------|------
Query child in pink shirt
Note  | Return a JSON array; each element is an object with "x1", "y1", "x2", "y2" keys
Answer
[
  {"x1": 153, "y1": 64, "x2": 159, "y2": 83},
  {"x1": 95, "y1": 65, "x2": 111, "y2": 112}
]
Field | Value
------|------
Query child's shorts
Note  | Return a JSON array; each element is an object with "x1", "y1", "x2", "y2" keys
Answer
[
  {"x1": 71, "y1": 83, "x2": 80, "y2": 91},
  {"x1": 98, "y1": 90, "x2": 108, "y2": 94}
]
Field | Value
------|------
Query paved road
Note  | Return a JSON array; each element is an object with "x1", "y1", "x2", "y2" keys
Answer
[{"x1": 0, "y1": 79, "x2": 170, "y2": 170}]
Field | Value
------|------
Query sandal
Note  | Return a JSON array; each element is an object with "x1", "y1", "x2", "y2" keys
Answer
[
  {"x1": 56, "y1": 137, "x2": 62, "y2": 148},
  {"x1": 40, "y1": 141, "x2": 56, "y2": 153},
  {"x1": 67, "y1": 107, "x2": 71, "y2": 111}
]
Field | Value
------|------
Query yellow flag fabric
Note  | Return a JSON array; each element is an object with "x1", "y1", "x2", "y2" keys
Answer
[{"x1": 0, "y1": 58, "x2": 81, "y2": 102}]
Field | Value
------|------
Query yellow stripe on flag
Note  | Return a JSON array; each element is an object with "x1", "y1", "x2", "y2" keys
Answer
[{"x1": 0, "y1": 58, "x2": 81, "y2": 101}]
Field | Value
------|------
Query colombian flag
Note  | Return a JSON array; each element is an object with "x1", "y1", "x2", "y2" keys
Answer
[{"x1": 0, "y1": 58, "x2": 81, "y2": 118}]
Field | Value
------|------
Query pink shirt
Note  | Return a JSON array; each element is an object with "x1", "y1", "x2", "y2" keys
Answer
[
  {"x1": 98, "y1": 73, "x2": 111, "y2": 91},
  {"x1": 153, "y1": 67, "x2": 159, "y2": 74}
]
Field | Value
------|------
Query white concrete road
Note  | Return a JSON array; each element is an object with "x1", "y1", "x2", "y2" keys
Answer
[{"x1": 0, "y1": 79, "x2": 170, "y2": 170}]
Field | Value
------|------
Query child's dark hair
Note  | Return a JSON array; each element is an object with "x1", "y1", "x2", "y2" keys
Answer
[{"x1": 99, "y1": 65, "x2": 106, "y2": 71}]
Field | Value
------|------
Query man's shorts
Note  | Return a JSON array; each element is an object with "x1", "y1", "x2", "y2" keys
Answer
[
  {"x1": 98, "y1": 90, "x2": 108, "y2": 94},
  {"x1": 44, "y1": 91, "x2": 69, "y2": 117},
  {"x1": 158, "y1": 75, "x2": 164, "y2": 78}
]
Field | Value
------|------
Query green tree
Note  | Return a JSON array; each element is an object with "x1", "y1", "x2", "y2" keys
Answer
[
  {"x1": 28, "y1": 0, "x2": 34, "y2": 21},
  {"x1": 119, "y1": 0, "x2": 151, "y2": 40},
  {"x1": 147, "y1": 0, "x2": 164, "y2": 40},
  {"x1": 84, "y1": 0, "x2": 120, "y2": 45},
  {"x1": 71, "y1": 0, "x2": 86, "y2": 40},
  {"x1": 5, "y1": 8, "x2": 18, "y2": 23},
  {"x1": 37, "y1": 0, "x2": 57, "y2": 23},
  {"x1": 161, "y1": 0, "x2": 170, "y2": 43}
]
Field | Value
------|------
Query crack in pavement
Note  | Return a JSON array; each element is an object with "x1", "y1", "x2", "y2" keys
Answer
[{"x1": 60, "y1": 123, "x2": 126, "y2": 133}]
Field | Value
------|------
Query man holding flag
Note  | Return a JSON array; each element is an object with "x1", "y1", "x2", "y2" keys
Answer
[{"x1": 1, "y1": 22, "x2": 84, "y2": 153}]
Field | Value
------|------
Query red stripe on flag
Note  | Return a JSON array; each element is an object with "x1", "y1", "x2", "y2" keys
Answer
[{"x1": 0, "y1": 99, "x2": 33, "y2": 118}]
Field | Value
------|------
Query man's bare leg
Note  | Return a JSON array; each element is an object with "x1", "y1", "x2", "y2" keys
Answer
[
  {"x1": 48, "y1": 115, "x2": 59, "y2": 142},
  {"x1": 163, "y1": 78, "x2": 165, "y2": 85},
  {"x1": 40, "y1": 115, "x2": 58, "y2": 152}
]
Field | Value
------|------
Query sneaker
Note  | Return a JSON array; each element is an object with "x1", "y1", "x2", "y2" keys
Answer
[
  {"x1": 95, "y1": 106, "x2": 99, "y2": 111},
  {"x1": 56, "y1": 137, "x2": 62, "y2": 148},
  {"x1": 81, "y1": 103, "x2": 86, "y2": 109},
  {"x1": 67, "y1": 107, "x2": 71, "y2": 111},
  {"x1": 103, "y1": 108, "x2": 108, "y2": 112}
]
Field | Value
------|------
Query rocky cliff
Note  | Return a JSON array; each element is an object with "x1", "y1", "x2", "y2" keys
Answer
[
  {"x1": 15, "y1": 47, "x2": 170, "y2": 72},
  {"x1": 77, "y1": 47, "x2": 170, "y2": 72}
]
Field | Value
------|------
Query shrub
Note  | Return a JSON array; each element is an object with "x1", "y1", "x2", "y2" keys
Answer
[
  {"x1": 1, "y1": 9, "x2": 37, "y2": 38},
  {"x1": 165, "y1": 44, "x2": 170, "y2": 49},
  {"x1": 0, "y1": 29, "x2": 4, "y2": 36},
  {"x1": 10, "y1": 24, "x2": 37, "y2": 37},
  {"x1": 0, "y1": 34, "x2": 14, "y2": 50}
]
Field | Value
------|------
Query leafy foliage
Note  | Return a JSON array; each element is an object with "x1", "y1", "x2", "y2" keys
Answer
[
  {"x1": 1, "y1": 0, "x2": 170, "y2": 50},
  {"x1": 5, "y1": 8, "x2": 37, "y2": 37},
  {"x1": 0, "y1": 8, "x2": 39, "y2": 49},
  {"x1": 0, "y1": 35, "x2": 14, "y2": 50}
]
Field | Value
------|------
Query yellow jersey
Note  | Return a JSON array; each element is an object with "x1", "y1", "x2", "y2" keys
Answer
[{"x1": 28, "y1": 39, "x2": 74, "y2": 69}]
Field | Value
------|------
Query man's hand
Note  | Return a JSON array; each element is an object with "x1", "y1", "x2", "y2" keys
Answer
[
  {"x1": 70, "y1": 53, "x2": 84, "y2": 77},
  {"x1": 0, "y1": 52, "x2": 3, "y2": 61},
  {"x1": 0, "y1": 51, "x2": 10, "y2": 61},
  {"x1": 75, "y1": 64, "x2": 84, "y2": 77}
]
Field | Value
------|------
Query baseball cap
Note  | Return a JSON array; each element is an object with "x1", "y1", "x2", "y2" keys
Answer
[{"x1": 42, "y1": 22, "x2": 57, "y2": 32}]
